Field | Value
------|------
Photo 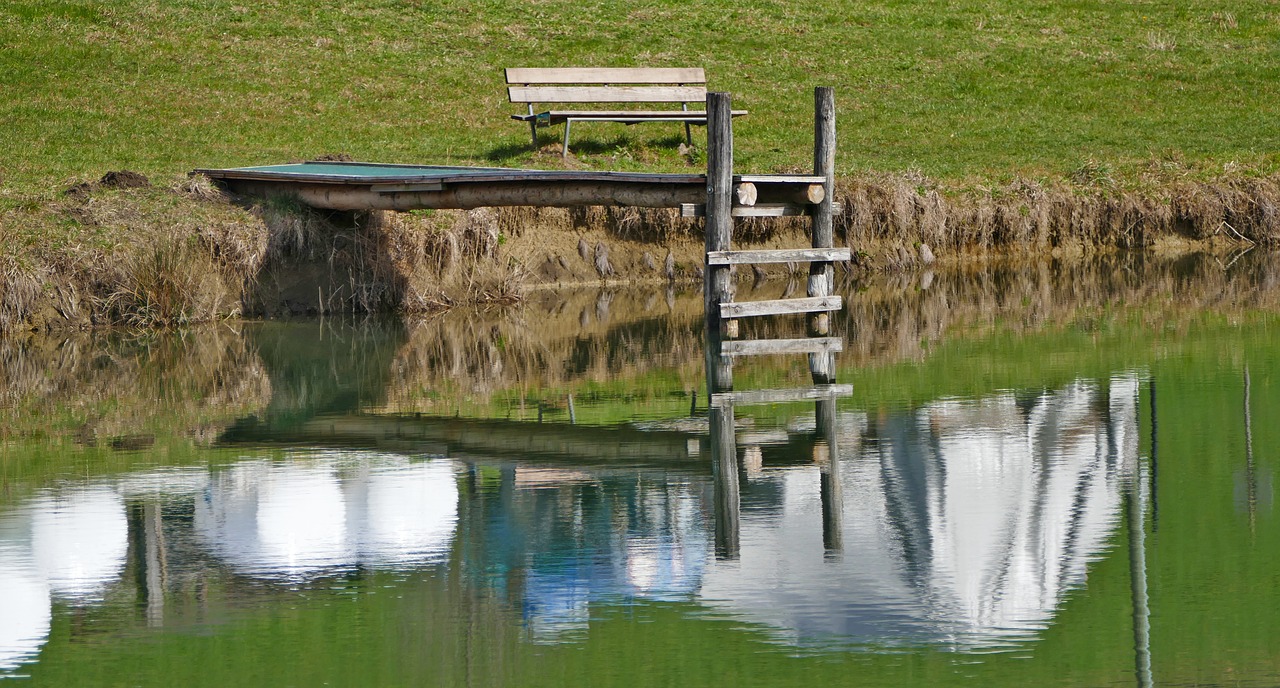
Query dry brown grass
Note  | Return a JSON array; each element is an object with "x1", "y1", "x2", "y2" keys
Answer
[
  {"x1": 835, "y1": 250, "x2": 1280, "y2": 369},
  {"x1": 376, "y1": 249, "x2": 1280, "y2": 412},
  {"x1": 0, "y1": 324, "x2": 270, "y2": 444},
  {"x1": 7, "y1": 249, "x2": 1279, "y2": 434},
  {"x1": 3, "y1": 170, "x2": 1280, "y2": 333},
  {"x1": 833, "y1": 172, "x2": 1280, "y2": 268},
  {"x1": 0, "y1": 176, "x2": 265, "y2": 332}
]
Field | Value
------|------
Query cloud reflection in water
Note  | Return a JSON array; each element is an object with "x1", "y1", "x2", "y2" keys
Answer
[{"x1": 699, "y1": 374, "x2": 1141, "y2": 650}]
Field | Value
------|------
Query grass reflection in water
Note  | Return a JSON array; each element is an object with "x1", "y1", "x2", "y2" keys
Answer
[{"x1": 1, "y1": 253, "x2": 1279, "y2": 687}]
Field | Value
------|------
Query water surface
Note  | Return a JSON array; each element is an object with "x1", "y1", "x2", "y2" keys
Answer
[{"x1": 2, "y1": 253, "x2": 1278, "y2": 686}]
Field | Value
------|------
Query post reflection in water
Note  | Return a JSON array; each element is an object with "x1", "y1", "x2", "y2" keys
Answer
[
  {"x1": 816, "y1": 397, "x2": 843, "y2": 556},
  {"x1": 697, "y1": 373, "x2": 1149, "y2": 651},
  {"x1": 0, "y1": 377, "x2": 1160, "y2": 670},
  {"x1": 0, "y1": 377, "x2": 1158, "y2": 666},
  {"x1": 710, "y1": 399, "x2": 741, "y2": 560}
]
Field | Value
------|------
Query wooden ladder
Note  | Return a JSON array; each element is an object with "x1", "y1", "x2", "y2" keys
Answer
[{"x1": 702, "y1": 88, "x2": 842, "y2": 397}]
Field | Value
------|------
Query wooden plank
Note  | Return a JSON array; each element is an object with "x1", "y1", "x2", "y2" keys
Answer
[
  {"x1": 514, "y1": 109, "x2": 742, "y2": 118},
  {"x1": 221, "y1": 179, "x2": 705, "y2": 211},
  {"x1": 720, "y1": 295, "x2": 843, "y2": 319},
  {"x1": 508, "y1": 85, "x2": 707, "y2": 103},
  {"x1": 810, "y1": 86, "x2": 838, "y2": 360},
  {"x1": 516, "y1": 110, "x2": 705, "y2": 120},
  {"x1": 755, "y1": 184, "x2": 825, "y2": 205},
  {"x1": 373, "y1": 182, "x2": 445, "y2": 193},
  {"x1": 707, "y1": 248, "x2": 851, "y2": 265},
  {"x1": 506, "y1": 67, "x2": 706, "y2": 84},
  {"x1": 711, "y1": 384, "x2": 853, "y2": 407},
  {"x1": 287, "y1": 414, "x2": 701, "y2": 466},
  {"x1": 514, "y1": 112, "x2": 746, "y2": 126},
  {"x1": 555, "y1": 115, "x2": 708, "y2": 123},
  {"x1": 681, "y1": 203, "x2": 842, "y2": 218},
  {"x1": 736, "y1": 174, "x2": 827, "y2": 184},
  {"x1": 705, "y1": 91, "x2": 736, "y2": 390},
  {"x1": 198, "y1": 166, "x2": 707, "y2": 186},
  {"x1": 512, "y1": 111, "x2": 746, "y2": 124},
  {"x1": 304, "y1": 161, "x2": 517, "y2": 173},
  {"x1": 720, "y1": 337, "x2": 844, "y2": 356}
]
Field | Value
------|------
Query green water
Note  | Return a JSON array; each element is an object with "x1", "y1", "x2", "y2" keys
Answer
[{"x1": 1, "y1": 254, "x2": 1278, "y2": 687}]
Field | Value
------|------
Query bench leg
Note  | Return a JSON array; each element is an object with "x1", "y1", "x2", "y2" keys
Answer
[
  {"x1": 685, "y1": 122, "x2": 693, "y2": 147},
  {"x1": 562, "y1": 120, "x2": 572, "y2": 157},
  {"x1": 529, "y1": 121, "x2": 538, "y2": 151}
]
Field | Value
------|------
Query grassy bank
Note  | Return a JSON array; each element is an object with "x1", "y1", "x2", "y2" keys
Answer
[
  {"x1": 3, "y1": 0, "x2": 1280, "y2": 331},
  {"x1": 5, "y1": 169, "x2": 1280, "y2": 332}
]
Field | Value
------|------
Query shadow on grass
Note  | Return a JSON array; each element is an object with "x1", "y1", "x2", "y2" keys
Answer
[{"x1": 485, "y1": 129, "x2": 700, "y2": 164}]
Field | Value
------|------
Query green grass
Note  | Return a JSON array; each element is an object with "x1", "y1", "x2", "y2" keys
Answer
[{"x1": 2, "y1": 0, "x2": 1279, "y2": 194}]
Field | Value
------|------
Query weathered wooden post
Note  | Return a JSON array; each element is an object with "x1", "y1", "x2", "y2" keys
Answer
[
  {"x1": 809, "y1": 87, "x2": 837, "y2": 384},
  {"x1": 705, "y1": 91, "x2": 736, "y2": 395},
  {"x1": 710, "y1": 397, "x2": 741, "y2": 559},
  {"x1": 704, "y1": 92, "x2": 745, "y2": 556},
  {"x1": 813, "y1": 101, "x2": 846, "y2": 549},
  {"x1": 816, "y1": 396, "x2": 842, "y2": 554},
  {"x1": 1127, "y1": 452, "x2": 1152, "y2": 688}
]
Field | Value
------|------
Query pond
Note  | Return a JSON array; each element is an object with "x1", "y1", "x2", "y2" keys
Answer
[{"x1": 1, "y1": 252, "x2": 1278, "y2": 687}]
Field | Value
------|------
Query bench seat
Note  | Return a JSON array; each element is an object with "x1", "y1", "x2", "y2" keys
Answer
[
  {"x1": 505, "y1": 67, "x2": 746, "y2": 155},
  {"x1": 510, "y1": 110, "x2": 748, "y2": 125}
]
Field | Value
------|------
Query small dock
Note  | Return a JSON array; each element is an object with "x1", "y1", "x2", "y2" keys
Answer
[
  {"x1": 195, "y1": 162, "x2": 826, "y2": 213},
  {"x1": 198, "y1": 87, "x2": 845, "y2": 398}
]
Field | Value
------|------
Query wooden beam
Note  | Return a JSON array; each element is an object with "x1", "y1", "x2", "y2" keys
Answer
[
  {"x1": 373, "y1": 182, "x2": 445, "y2": 193},
  {"x1": 200, "y1": 165, "x2": 707, "y2": 186},
  {"x1": 705, "y1": 91, "x2": 736, "y2": 394},
  {"x1": 809, "y1": 86, "x2": 838, "y2": 349},
  {"x1": 681, "y1": 202, "x2": 841, "y2": 218},
  {"x1": 720, "y1": 337, "x2": 844, "y2": 356},
  {"x1": 706, "y1": 248, "x2": 850, "y2": 265},
  {"x1": 710, "y1": 401, "x2": 740, "y2": 558},
  {"x1": 720, "y1": 295, "x2": 843, "y2": 319},
  {"x1": 222, "y1": 179, "x2": 705, "y2": 210},
  {"x1": 711, "y1": 384, "x2": 853, "y2": 407},
  {"x1": 274, "y1": 414, "x2": 702, "y2": 466},
  {"x1": 505, "y1": 67, "x2": 707, "y2": 84},
  {"x1": 756, "y1": 183, "x2": 825, "y2": 205},
  {"x1": 508, "y1": 85, "x2": 707, "y2": 103},
  {"x1": 735, "y1": 174, "x2": 826, "y2": 184},
  {"x1": 816, "y1": 395, "x2": 842, "y2": 552}
]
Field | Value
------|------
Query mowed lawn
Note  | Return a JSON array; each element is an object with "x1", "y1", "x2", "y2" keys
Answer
[{"x1": 2, "y1": 0, "x2": 1279, "y2": 192}]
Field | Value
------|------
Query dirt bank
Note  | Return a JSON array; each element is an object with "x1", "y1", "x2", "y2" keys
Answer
[{"x1": 1, "y1": 169, "x2": 1277, "y2": 334}]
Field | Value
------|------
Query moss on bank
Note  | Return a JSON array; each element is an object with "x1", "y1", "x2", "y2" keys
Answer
[{"x1": 2, "y1": 167, "x2": 1279, "y2": 334}]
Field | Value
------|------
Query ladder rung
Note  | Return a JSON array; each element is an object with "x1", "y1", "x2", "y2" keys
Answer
[
  {"x1": 680, "y1": 202, "x2": 843, "y2": 218},
  {"x1": 720, "y1": 337, "x2": 843, "y2": 356},
  {"x1": 711, "y1": 384, "x2": 853, "y2": 407},
  {"x1": 720, "y1": 295, "x2": 843, "y2": 319},
  {"x1": 707, "y1": 248, "x2": 850, "y2": 266}
]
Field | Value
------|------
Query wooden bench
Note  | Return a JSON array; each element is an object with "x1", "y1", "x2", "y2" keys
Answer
[{"x1": 505, "y1": 67, "x2": 747, "y2": 156}]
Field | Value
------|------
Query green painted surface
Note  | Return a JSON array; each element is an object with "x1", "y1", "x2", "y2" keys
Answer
[{"x1": 228, "y1": 162, "x2": 509, "y2": 178}]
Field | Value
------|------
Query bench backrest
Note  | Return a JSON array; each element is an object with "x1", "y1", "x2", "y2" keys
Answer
[{"x1": 506, "y1": 68, "x2": 707, "y2": 104}]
